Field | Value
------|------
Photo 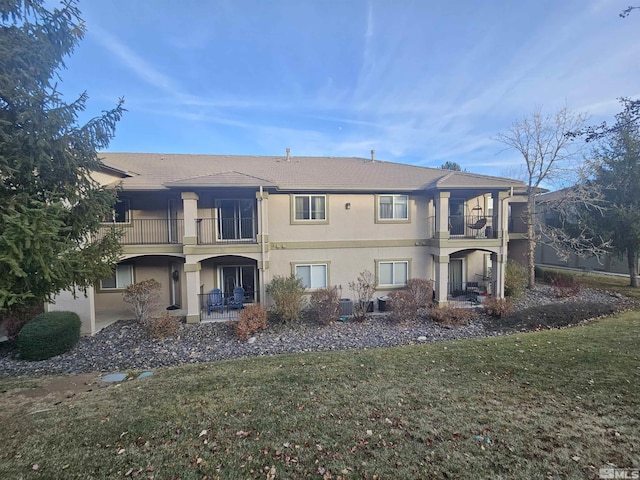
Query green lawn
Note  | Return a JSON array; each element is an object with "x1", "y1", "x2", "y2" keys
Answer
[{"x1": 1, "y1": 313, "x2": 639, "y2": 479}]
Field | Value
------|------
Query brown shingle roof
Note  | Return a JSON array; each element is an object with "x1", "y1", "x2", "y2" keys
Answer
[{"x1": 98, "y1": 152, "x2": 525, "y2": 192}]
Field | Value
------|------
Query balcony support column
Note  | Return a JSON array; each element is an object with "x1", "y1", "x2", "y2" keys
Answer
[
  {"x1": 181, "y1": 192, "x2": 199, "y2": 245},
  {"x1": 434, "y1": 255, "x2": 449, "y2": 305},
  {"x1": 491, "y1": 253, "x2": 506, "y2": 299},
  {"x1": 491, "y1": 191, "x2": 509, "y2": 240},
  {"x1": 256, "y1": 189, "x2": 270, "y2": 304},
  {"x1": 435, "y1": 191, "x2": 450, "y2": 239},
  {"x1": 184, "y1": 261, "x2": 201, "y2": 323}
]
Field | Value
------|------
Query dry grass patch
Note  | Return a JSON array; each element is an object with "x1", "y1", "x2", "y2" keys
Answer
[{"x1": 0, "y1": 313, "x2": 638, "y2": 479}]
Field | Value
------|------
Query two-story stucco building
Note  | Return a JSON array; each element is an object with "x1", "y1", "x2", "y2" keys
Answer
[{"x1": 49, "y1": 151, "x2": 529, "y2": 335}]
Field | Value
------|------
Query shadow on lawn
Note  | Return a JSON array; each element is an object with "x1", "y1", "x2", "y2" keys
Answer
[{"x1": 484, "y1": 301, "x2": 620, "y2": 333}]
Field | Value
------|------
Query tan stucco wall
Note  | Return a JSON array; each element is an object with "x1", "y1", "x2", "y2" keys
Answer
[
  {"x1": 267, "y1": 193, "x2": 428, "y2": 243},
  {"x1": 94, "y1": 257, "x2": 178, "y2": 318},
  {"x1": 268, "y1": 245, "x2": 428, "y2": 297}
]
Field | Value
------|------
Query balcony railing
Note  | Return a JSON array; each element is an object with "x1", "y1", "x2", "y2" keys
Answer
[
  {"x1": 447, "y1": 280, "x2": 495, "y2": 307},
  {"x1": 197, "y1": 218, "x2": 257, "y2": 245},
  {"x1": 198, "y1": 291, "x2": 256, "y2": 320},
  {"x1": 98, "y1": 219, "x2": 184, "y2": 245},
  {"x1": 448, "y1": 215, "x2": 497, "y2": 239},
  {"x1": 426, "y1": 215, "x2": 498, "y2": 239}
]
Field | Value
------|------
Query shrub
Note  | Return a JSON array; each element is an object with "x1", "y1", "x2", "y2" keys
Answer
[
  {"x1": 405, "y1": 278, "x2": 434, "y2": 308},
  {"x1": 1, "y1": 305, "x2": 43, "y2": 339},
  {"x1": 549, "y1": 272, "x2": 582, "y2": 298},
  {"x1": 482, "y1": 297, "x2": 514, "y2": 318},
  {"x1": 146, "y1": 312, "x2": 181, "y2": 339},
  {"x1": 490, "y1": 302, "x2": 616, "y2": 331},
  {"x1": 349, "y1": 270, "x2": 377, "y2": 322},
  {"x1": 235, "y1": 304, "x2": 268, "y2": 340},
  {"x1": 505, "y1": 259, "x2": 527, "y2": 298},
  {"x1": 309, "y1": 287, "x2": 340, "y2": 325},
  {"x1": 388, "y1": 290, "x2": 418, "y2": 324},
  {"x1": 123, "y1": 279, "x2": 162, "y2": 323},
  {"x1": 266, "y1": 275, "x2": 305, "y2": 325},
  {"x1": 17, "y1": 311, "x2": 81, "y2": 361},
  {"x1": 429, "y1": 305, "x2": 475, "y2": 326}
]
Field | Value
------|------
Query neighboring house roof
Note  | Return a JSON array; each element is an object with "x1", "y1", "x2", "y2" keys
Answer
[{"x1": 98, "y1": 152, "x2": 526, "y2": 193}]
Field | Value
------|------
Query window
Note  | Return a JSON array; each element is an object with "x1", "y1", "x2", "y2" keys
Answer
[
  {"x1": 378, "y1": 195, "x2": 408, "y2": 220},
  {"x1": 100, "y1": 264, "x2": 133, "y2": 290},
  {"x1": 104, "y1": 199, "x2": 130, "y2": 223},
  {"x1": 378, "y1": 261, "x2": 408, "y2": 286},
  {"x1": 294, "y1": 195, "x2": 326, "y2": 221},
  {"x1": 295, "y1": 264, "x2": 328, "y2": 289}
]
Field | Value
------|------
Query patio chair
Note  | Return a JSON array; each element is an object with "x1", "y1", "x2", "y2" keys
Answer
[
  {"x1": 207, "y1": 288, "x2": 225, "y2": 314},
  {"x1": 227, "y1": 287, "x2": 245, "y2": 311}
]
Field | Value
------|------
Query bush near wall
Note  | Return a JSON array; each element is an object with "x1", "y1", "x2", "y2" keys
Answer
[
  {"x1": 235, "y1": 304, "x2": 268, "y2": 340},
  {"x1": 505, "y1": 259, "x2": 528, "y2": 298},
  {"x1": 405, "y1": 278, "x2": 434, "y2": 308},
  {"x1": 146, "y1": 312, "x2": 181, "y2": 339},
  {"x1": 429, "y1": 305, "x2": 475, "y2": 326},
  {"x1": 266, "y1": 275, "x2": 305, "y2": 325},
  {"x1": 1, "y1": 304, "x2": 44, "y2": 339},
  {"x1": 388, "y1": 290, "x2": 418, "y2": 324},
  {"x1": 17, "y1": 311, "x2": 81, "y2": 361},
  {"x1": 308, "y1": 287, "x2": 341, "y2": 325}
]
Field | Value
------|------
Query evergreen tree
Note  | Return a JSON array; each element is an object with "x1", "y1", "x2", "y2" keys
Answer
[
  {"x1": 440, "y1": 161, "x2": 463, "y2": 171},
  {"x1": 585, "y1": 103, "x2": 640, "y2": 287},
  {"x1": 0, "y1": 1, "x2": 124, "y2": 313}
]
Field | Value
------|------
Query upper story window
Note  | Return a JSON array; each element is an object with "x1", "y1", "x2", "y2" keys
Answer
[
  {"x1": 378, "y1": 195, "x2": 408, "y2": 221},
  {"x1": 104, "y1": 199, "x2": 130, "y2": 223},
  {"x1": 294, "y1": 195, "x2": 326, "y2": 221},
  {"x1": 295, "y1": 263, "x2": 328, "y2": 289},
  {"x1": 100, "y1": 264, "x2": 133, "y2": 290}
]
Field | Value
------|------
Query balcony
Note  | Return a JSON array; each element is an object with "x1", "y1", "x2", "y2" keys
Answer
[
  {"x1": 427, "y1": 215, "x2": 498, "y2": 239},
  {"x1": 98, "y1": 219, "x2": 184, "y2": 245},
  {"x1": 197, "y1": 217, "x2": 257, "y2": 245}
]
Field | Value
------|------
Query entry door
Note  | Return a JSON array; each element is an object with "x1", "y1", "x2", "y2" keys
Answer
[
  {"x1": 220, "y1": 266, "x2": 256, "y2": 301},
  {"x1": 449, "y1": 258, "x2": 464, "y2": 294}
]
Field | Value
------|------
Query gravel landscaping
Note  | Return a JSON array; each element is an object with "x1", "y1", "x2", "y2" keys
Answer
[{"x1": 0, "y1": 285, "x2": 632, "y2": 377}]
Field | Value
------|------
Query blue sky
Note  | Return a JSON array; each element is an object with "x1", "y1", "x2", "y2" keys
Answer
[{"x1": 57, "y1": 0, "x2": 639, "y2": 175}]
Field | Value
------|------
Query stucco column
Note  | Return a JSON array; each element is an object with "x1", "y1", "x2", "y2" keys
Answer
[
  {"x1": 256, "y1": 189, "x2": 270, "y2": 304},
  {"x1": 491, "y1": 191, "x2": 509, "y2": 239},
  {"x1": 184, "y1": 262, "x2": 201, "y2": 323},
  {"x1": 48, "y1": 286, "x2": 96, "y2": 335},
  {"x1": 181, "y1": 192, "x2": 199, "y2": 245},
  {"x1": 491, "y1": 253, "x2": 505, "y2": 299},
  {"x1": 434, "y1": 191, "x2": 450, "y2": 239},
  {"x1": 426, "y1": 197, "x2": 435, "y2": 238},
  {"x1": 434, "y1": 255, "x2": 449, "y2": 304}
]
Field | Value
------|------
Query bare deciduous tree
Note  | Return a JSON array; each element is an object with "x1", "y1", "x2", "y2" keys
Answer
[{"x1": 495, "y1": 106, "x2": 587, "y2": 288}]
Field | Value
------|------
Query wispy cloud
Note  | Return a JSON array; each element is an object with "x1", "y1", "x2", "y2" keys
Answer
[{"x1": 88, "y1": 24, "x2": 187, "y2": 100}]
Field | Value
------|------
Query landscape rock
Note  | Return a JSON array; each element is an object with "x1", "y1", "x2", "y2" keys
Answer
[{"x1": 0, "y1": 285, "x2": 630, "y2": 378}]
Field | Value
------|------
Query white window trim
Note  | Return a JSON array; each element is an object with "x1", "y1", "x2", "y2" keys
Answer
[
  {"x1": 100, "y1": 264, "x2": 134, "y2": 290},
  {"x1": 377, "y1": 260, "x2": 409, "y2": 287},
  {"x1": 292, "y1": 194, "x2": 327, "y2": 222},
  {"x1": 377, "y1": 194, "x2": 409, "y2": 221},
  {"x1": 294, "y1": 263, "x2": 328, "y2": 289}
]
